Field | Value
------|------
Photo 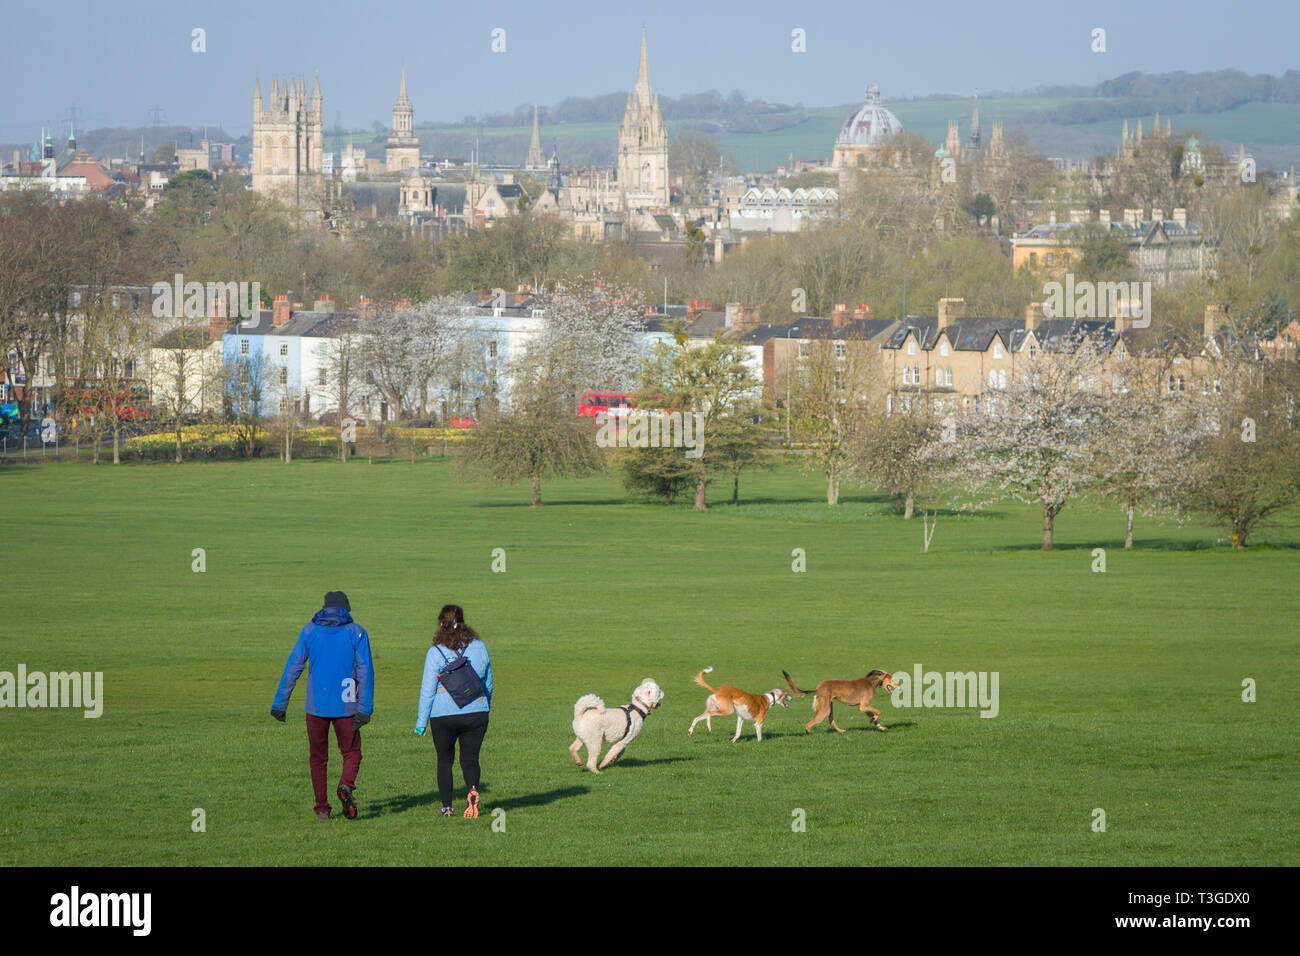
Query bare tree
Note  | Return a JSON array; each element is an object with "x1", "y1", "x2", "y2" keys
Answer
[{"x1": 787, "y1": 330, "x2": 875, "y2": 506}]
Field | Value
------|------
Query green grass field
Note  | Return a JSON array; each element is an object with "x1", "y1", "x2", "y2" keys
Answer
[{"x1": 2, "y1": 458, "x2": 1296, "y2": 866}]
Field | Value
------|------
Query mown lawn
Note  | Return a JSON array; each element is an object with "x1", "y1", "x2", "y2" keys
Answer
[{"x1": 1, "y1": 457, "x2": 1295, "y2": 865}]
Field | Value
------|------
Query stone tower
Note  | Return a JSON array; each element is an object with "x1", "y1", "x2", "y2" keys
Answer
[
  {"x1": 617, "y1": 31, "x2": 669, "y2": 211},
  {"x1": 527, "y1": 105, "x2": 545, "y2": 169},
  {"x1": 252, "y1": 75, "x2": 324, "y2": 210},
  {"x1": 967, "y1": 92, "x2": 981, "y2": 151},
  {"x1": 386, "y1": 70, "x2": 420, "y2": 172}
]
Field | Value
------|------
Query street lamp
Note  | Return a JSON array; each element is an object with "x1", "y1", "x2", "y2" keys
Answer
[{"x1": 785, "y1": 324, "x2": 800, "y2": 441}]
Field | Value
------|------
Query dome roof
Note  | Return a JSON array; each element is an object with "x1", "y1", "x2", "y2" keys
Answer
[{"x1": 837, "y1": 82, "x2": 903, "y2": 147}]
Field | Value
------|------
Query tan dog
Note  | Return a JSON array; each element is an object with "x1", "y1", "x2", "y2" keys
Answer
[
  {"x1": 782, "y1": 669, "x2": 899, "y2": 733},
  {"x1": 688, "y1": 668, "x2": 789, "y2": 742}
]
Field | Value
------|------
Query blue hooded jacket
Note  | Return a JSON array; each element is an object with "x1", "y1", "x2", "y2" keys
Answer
[
  {"x1": 416, "y1": 637, "x2": 491, "y2": 729},
  {"x1": 273, "y1": 606, "x2": 374, "y2": 718}
]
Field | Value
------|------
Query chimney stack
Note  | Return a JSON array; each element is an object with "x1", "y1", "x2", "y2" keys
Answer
[
  {"x1": 1024, "y1": 302, "x2": 1045, "y2": 332},
  {"x1": 937, "y1": 297, "x2": 966, "y2": 325},
  {"x1": 1204, "y1": 304, "x2": 1221, "y2": 341},
  {"x1": 358, "y1": 296, "x2": 374, "y2": 320},
  {"x1": 736, "y1": 304, "x2": 760, "y2": 330},
  {"x1": 725, "y1": 302, "x2": 740, "y2": 328},
  {"x1": 1172, "y1": 207, "x2": 1187, "y2": 228},
  {"x1": 272, "y1": 294, "x2": 291, "y2": 326},
  {"x1": 1098, "y1": 209, "x2": 1111, "y2": 226},
  {"x1": 831, "y1": 303, "x2": 850, "y2": 327},
  {"x1": 1150, "y1": 206, "x2": 1163, "y2": 223},
  {"x1": 313, "y1": 294, "x2": 334, "y2": 312},
  {"x1": 208, "y1": 296, "x2": 228, "y2": 342}
]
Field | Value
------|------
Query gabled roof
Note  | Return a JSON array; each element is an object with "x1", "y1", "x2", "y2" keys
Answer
[
  {"x1": 942, "y1": 318, "x2": 1021, "y2": 351},
  {"x1": 883, "y1": 317, "x2": 941, "y2": 350},
  {"x1": 1032, "y1": 318, "x2": 1117, "y2": 353}
]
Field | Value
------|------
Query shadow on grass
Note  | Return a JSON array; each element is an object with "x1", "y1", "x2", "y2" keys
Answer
[
  {"x1": 989, "y1": 538, "x2": 1266, "y2": 552},
  {"x1": 800, "y1": 720, "x2": 916, "y2": 734},
  {"x1": 359, "y1": 790, "x2": 445, "y2": 818},
  {"x1": 492, "y1": 785, "x2": 591, "y2": 812},
  {"x1": 597, "y1": 755, "x2": 696, "y2": 769},
  {"x1": 360, "y1": 782, "x2": 593, "y2": 817}
]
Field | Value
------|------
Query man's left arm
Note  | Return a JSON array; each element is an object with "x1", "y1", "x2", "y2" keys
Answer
[{"x1": 354, "y1": 627, "x2": 375, "y2": 722}]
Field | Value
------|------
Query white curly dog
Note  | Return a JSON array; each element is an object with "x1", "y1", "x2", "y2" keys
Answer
[{"x1": 569, "y1": 679, "x2": 664, "y2": 773}]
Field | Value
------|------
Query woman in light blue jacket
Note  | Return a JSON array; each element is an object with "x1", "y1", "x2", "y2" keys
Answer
[{"x1": 415, "y1": 605, "x2": 492, "y2": 817}]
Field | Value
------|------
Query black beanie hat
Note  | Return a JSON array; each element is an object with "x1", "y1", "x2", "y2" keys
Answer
[{"x1": 323, "y1": 590, "x2": 351, "y2": 611}]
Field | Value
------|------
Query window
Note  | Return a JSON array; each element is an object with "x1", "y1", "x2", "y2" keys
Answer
[
  {"x1": 993, "y1": 341, "x2": 1004, "y2": 359},
  {"x1": 279, "y1": 343, "x2": 288, "y2": 357},
  {"x1": 902, "y1": 366, "x2": 912, "y2": 385},
  {"x1": 797, "y1": 341, "x2": 810, "y2": 359},
  {"x1": 834, "y1": 370, "x2": 844, "y2": 390},
  {"x1": 488, "y1": 341, "x2": 498, "y2": 359},
  {"x1": 1029, "y1": 345, "x2": 1038, "y2": 359},
  {"x1": 935, "y1": 367, "x2": 943, "y2": 385},
  {"x1": 111, "y1": 293, "x2": 120, "y2": 308},
  {"x1": 279, "y1": 367, "x2": 288, "y2": 384},
  {"x1": 989, "y1": 369, "x2": 997, "y2": 387},
  {"x1": 834, "y1": 343, "x2": 845, "y2": 359},
  {"x1": 1045, "y1": 253, "x2": 1054, "y2": 267},
  {"x1": 945, "y1": 368, "x2": 953, "y2": 387},
  {"x1": 940, "y1": 341, "x2": 949, "y2": 356},
  {"x1": 1029, "y1": 253, "x2": 1038, "y2": 267},
  {"x1": 998, "y1": 369, "x2": 1007, "y2": 388},
  {"x1": 1063, "y1": 253, "x2": 1071, "y2": 268},
  {"x1": 319, "y1": 369, "x2": 327, "y2": 386},
  {"x1": 907, "y1": 339, "x2": 917, "y2": 355},
  {"x1": 913, "y1": 365, "x2": 920, "y2": 384},
  {"x1": 240, "y1": 340, "x2": 249, "y2": 355},
  {"x1": 72, "y1": 292, "x2": 82, "y2": 307}
]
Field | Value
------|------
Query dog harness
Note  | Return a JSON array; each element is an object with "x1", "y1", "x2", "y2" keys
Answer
[{"x1": 616, "y1": 702, "x2": 649, "y2": 742}]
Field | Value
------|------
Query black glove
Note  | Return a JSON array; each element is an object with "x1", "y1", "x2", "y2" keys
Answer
[
  {"x1": 271, "y1": 708, "x2": 286, "y2": 722},
  {"x1": 353, "y1": 712, "x2": 371, "y2": 730}
]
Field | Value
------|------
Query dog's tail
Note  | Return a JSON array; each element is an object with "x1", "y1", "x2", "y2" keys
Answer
[
  {"x1": 574, "y1": 694, "x2": 604, "y2": 719},
  {"x1": 782, "y1": 670, "x2": 812, "y2": 697},
  {"x1": 692, "y1": 667, "x2": 716, "y2": 693}
]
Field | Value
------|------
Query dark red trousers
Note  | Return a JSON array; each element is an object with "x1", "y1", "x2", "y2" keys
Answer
[{"x1": 306, "y1": 714, "x2": 362, "y2": 815}]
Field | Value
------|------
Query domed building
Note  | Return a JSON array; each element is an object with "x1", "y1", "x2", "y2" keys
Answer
[{"x1": 831, "y1": 81, "x2": 904, "y2": 168}]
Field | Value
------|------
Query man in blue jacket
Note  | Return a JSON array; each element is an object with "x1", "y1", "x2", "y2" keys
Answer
[{"x1": 272, "y1": 591, "x2": 374, "y2": 820}]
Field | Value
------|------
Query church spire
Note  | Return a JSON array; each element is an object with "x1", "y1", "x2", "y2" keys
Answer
[
  {"x1": 527, "y1": 104, "x2": 545, "y2": 168},
  {"x1": 634, "y1": 29, "x2": 652, "y2": 106}
]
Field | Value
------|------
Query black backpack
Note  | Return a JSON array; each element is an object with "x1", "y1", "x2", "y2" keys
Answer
[{"x1": 435, "y1": 643, "x2": 485, "y2": 708}]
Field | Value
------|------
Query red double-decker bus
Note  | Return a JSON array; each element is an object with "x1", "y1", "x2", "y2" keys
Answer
[
  {"x1": 578, "y1": 393, "x2": 637, "y2": 417},
  {"x1": 577, "y1": 393, "x2": 677, "y2": 418},
  {"x1": 61, "y1": 380, "x2": 151, "y2": 421}
]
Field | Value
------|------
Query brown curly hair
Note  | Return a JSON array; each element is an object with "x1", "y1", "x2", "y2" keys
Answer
[{"x1": 433, "y1": 604, "x2": 479, "y2": 654}]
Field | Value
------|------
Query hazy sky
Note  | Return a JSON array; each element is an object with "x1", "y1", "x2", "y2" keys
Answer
[{"x1": 1, "y1": 0, "x2": 1296, "y2": 141}]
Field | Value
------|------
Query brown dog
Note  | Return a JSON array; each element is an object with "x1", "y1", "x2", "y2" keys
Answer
[
  {"x1": 782, "y1": 669, "x2": 899, "y2": 733},
  {"x1": 688, "y1": 668, "x2": 789, "y2": 742}
]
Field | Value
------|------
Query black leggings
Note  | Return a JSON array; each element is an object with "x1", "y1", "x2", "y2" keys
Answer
[{"x1": 429, "y1": 712, "x2": 489, "y2": 807}]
